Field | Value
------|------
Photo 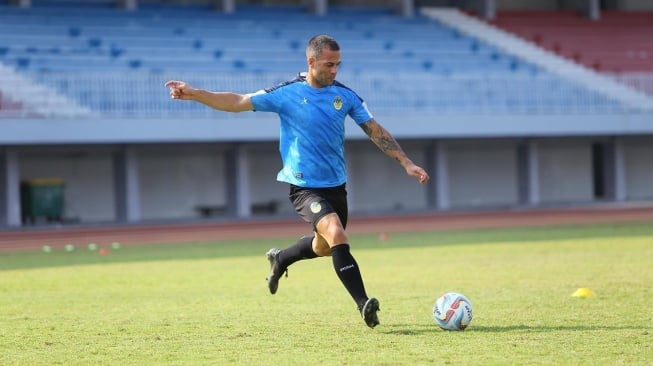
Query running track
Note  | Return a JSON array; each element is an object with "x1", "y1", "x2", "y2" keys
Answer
[{"x1": 1, "y1": 205, "x2": 652, "y2": 251}]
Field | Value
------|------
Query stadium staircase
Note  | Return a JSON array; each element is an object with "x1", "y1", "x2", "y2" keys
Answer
[{"x1": 0, "y1": 63, "x2": 94, "y2": 117}]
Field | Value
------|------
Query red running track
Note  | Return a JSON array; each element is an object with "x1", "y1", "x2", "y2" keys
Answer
[{"x1": 1, "y1": 205, "x2": 652, "y2": 252}]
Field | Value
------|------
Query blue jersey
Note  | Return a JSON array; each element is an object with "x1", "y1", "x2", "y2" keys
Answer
[{"x1": 249, "y1": 73, "x2": 373, "y2": 188}]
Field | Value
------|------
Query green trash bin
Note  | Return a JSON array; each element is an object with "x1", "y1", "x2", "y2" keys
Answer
[{"x1": 20, "y1": 178, "x2": 65, "y2": 224}]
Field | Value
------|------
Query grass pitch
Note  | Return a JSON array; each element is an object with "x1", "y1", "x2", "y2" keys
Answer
[{"x1": 1, "y1": 222, "x2": 652, "y2": 365}]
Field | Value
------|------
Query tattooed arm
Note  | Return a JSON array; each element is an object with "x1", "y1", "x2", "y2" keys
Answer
[{"x1": 360, "y1": 119, "x2": 430, "y2": 184}]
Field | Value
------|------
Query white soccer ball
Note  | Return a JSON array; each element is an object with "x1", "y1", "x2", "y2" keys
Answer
[{"x1": 432, "y1": 292, "x2": 473, "y2": 331}]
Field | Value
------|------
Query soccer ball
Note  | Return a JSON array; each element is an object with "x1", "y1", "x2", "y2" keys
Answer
[{"x1": 432, "y1": 292, "x2": 473, "y2": 331}]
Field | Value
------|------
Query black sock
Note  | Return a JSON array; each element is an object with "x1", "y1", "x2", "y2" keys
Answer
[
  {"x1": 278, "y1": 236, "x2": 318, "y2": 270},
  {"x1": 331, "y1": 244, "x2": 368, "y2": 309}
]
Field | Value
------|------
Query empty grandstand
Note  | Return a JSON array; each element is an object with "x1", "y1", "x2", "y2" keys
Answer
[
  {"x1": 490, "y1": 10, "x2": 653, "y2": 73},
  {"x1": 1, "y1": 0, "x2": 652, "y2": 227}
]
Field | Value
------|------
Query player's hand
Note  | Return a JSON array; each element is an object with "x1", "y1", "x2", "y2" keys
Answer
[
  {"x1": 406, "y1": 165, "x2": 430, "y2": 184},
  {"x1": 165, "y1": 80, "x2": 193, "y2": 100}
]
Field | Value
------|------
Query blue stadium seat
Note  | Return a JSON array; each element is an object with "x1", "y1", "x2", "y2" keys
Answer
[{"x1": 0, "y1": 2, "x2": 627, "y2": 114}]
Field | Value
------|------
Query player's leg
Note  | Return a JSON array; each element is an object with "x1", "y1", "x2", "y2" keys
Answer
[
  {"x1": 312, "y1": 185, "x2": 380, "y2": 328},
  {"x1": 314, "y1": 212, "x2": 379, "y2": 328},
  {"x1": 266, "y1": 235, "x2": 318, "y2": 294},
  {"x1": 266, "y1": 185, "x2": 325, "y2": 294},
  {"x1": 266, "y1": 184, "x2": 380, "y2": 327}
]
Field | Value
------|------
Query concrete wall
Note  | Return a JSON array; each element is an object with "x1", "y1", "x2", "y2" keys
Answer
[
  {"x1": 538, "y1": 140, "x2": 594, "y2": 204},
  {"x1": 137, "y1": 145, "x2": 227, "y2": 220},
  {"x1": 447, "y1": 140, "x2": 518, "y2": 208},
  {"x1": 6, "y1": 135, "x2": 653, "y2": 226},
  {"x1": 624, "y1": 141, "x2": 653, "y2": 200},
  {"x1": 19, "y1": 147, "x2": 115, "y2": 222},
  {"x1": 346, "y1": 140, "x2": 430, "y2": 213},
  {"x1": 248, "y1": 144, "x2": 294, "y2": 216}
]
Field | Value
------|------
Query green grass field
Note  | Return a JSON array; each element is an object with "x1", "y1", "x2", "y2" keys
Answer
[{"x1": 1, "y1": 222, "x2": 652, "y2": 365}]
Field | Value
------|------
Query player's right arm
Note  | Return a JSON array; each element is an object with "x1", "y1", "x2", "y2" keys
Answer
[{"x1": 165, "y1": 80, "x2": 253, "y2": 112}]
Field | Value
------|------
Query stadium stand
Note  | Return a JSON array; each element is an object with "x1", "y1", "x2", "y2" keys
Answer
[
  {"x1": 424, "y1": 8, "x2": 653, "y2": 111},
  {"x1": 486, "y1": 10, "x2": 653, "y2": 97},
  {"x1": 0, "y1": 1, "x2": 650, "y2": 117},
  {"x1": 1, "y1": 1, "x2": 653, "y2": 227},
  {"x1": 489, "y1": 11, "x2": 653, "y2": 73}
]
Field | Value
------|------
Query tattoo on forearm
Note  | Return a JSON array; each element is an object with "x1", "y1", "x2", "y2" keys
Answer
[
  {"x1": 361, "y1": 122, "x2": 402, "y2": 158},
  {"x1": 360, "y1": 124, "x2": 372, "y2": 135},
  {"x1": 376, "y1": 135, "x2": 400, "y2": 152}
]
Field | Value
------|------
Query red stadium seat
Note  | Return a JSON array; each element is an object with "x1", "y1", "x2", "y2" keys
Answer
[{"x1": 489, "y1": 11, "x2": 653, "y2": 73}]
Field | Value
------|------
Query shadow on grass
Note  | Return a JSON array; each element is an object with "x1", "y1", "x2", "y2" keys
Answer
[
  {"x1": 471, "y1": 324, "x2": 651, "y2": 332},
  {"x1": 383, "y1": 325, "x2": 440, "y2": 336},
  {"x1": 384, "y1": 323, "x2": 650, "y2": 335}
]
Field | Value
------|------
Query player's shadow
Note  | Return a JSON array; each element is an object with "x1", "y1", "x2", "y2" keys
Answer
[
  {"x1": 383, "y1": 323, "x2": 647, "y2": 335},
  {"x1": 382, "y1": 326, "x2": 441, "y2": 336},
  {"x1": 471, "y1": 324, "x2": 650, "y2": 332}
]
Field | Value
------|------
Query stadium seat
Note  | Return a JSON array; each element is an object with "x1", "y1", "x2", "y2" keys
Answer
[
  {"x1": 490, "y1": 11, "x2": 653, "y2": 73},
  {"x1": 0, "y1": 2, "x2": 631, "y2": 115}
]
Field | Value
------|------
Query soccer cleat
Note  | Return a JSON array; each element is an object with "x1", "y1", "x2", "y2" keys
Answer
[
  {"x1": 265, "y1": 247, "x2": 287, "y2": 295},
  {"x1": 361, "y1": 297, "x2": 380, "y2": 328}
]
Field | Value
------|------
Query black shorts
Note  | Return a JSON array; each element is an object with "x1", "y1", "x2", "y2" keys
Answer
[{"x1": 289, "y1": 184, "x2": 348, "y2": 231}]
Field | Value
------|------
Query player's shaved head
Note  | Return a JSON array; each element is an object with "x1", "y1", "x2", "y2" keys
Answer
[{"x1": 306, "y1": 34, "x2": 340, "y2": 60}]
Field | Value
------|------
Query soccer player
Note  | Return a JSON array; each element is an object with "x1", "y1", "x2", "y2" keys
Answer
[{"x1": 165, "y1": 34, "x2": 430, "y2": 328}]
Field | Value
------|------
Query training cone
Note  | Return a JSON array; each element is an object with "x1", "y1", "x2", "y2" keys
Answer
[{"x1": 572, "y1": 288, "x2": 596, "y2": 298}]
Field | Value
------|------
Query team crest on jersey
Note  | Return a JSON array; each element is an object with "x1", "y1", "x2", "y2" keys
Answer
[{"x1": 333, "y1": 96, "x2": 343, "y2": 111}]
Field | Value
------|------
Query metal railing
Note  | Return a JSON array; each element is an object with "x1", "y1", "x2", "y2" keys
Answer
[{"x1": 2, "y1": 70, "x2": 652, "y2": 118}]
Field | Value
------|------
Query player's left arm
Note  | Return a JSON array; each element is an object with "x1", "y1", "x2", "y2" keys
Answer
[{"x1": 360, "y1": 118, "x2": 430, "y2": 184}]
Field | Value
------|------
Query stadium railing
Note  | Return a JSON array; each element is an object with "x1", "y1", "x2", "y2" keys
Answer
[{"x1": 1, "y1": 71, "x2": 635, "y2": 119}]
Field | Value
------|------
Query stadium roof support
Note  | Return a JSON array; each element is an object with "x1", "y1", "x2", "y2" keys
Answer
[
  {"x1": 473, "y1": 0, "x2": 496, "y2": 20},
  {"x1": 390, "y1": 0, "x2": 415, "y2": 18},
  {"x1": 213, "y1": 0, "x2": 235, "y2": 13},
  {"x1": 10, "y1": 0, "x2": 31, "y2": 7},
  {"x1": 304, "y1": 0, "x2": 327, "y2": 16},
  {"x1": 119, "y1": 0, "x2": 137, "y2": 11},
  {"x1": 583, "y1": 0, "x2": 600, "y2": 20}
]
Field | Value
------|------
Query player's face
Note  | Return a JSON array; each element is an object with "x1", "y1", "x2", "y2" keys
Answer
[{"x1": 309, "y1": 48, "x2": 341, "y2": 87}]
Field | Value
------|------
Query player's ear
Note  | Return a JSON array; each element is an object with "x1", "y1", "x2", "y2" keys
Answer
[{"x1": 308, "y1": 56, "x2": 315, "y2": 68}]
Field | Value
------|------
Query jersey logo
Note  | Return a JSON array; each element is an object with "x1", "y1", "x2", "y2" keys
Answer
[
  {"x1": 310, "y1": 202, "x2": 322, "y2": 214},
  {"x1": 301, "y1": 97, "x2": 308, "y2": 105},
  {"x1": 333, "y1": 96, "x2": 343, "y2": 110}
]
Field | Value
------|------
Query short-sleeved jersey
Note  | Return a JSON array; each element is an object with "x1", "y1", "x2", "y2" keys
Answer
[{"x1": 249, "y1": 73, "x2": 373, "y2": 188}]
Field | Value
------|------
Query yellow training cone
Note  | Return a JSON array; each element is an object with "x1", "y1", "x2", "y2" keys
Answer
[{"x1": 572, "y1": 288, "x2": 596, "y2": 298}]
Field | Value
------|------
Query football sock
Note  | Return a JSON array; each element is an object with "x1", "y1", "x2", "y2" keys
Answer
[
  {"x1": 331, "y1": 244, "x2": 368, "y2": 309},
  {"x1": 278, "y1": 235, "x2": 318, "y2": 270}
]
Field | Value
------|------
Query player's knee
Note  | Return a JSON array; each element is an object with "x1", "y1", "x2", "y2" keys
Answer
[
  {"x1": 312, "y1": 236, "x2": 332, "y2": 256},
  {"x1": 316, "y1": 213, "x2": 348, "y2": 245},
  {"x1": 314, "y1": 244, "x2": 332, "y2": 257}
]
